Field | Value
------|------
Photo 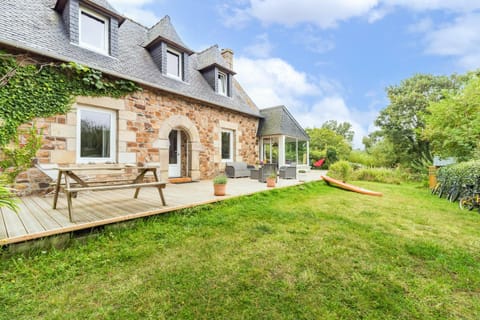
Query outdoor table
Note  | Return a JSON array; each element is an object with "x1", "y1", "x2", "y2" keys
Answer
[{"x1": 52, "y1": 164, "x2": 166, "y2": 221}]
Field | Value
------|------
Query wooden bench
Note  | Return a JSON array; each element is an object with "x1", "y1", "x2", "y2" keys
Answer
[
  {"x1": 52, "y1": 165, "x2": 167, "y2": 222},
  {"x1": 64, "y1": 181, "x2": 166, "y2": 222}
]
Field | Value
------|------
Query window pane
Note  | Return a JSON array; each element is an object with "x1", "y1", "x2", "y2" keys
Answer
[
  {"x1": 263, "y1": 138, "x2": 270, "y2": 162},
  {"x1": 298, "y1": 141, "x2": 307, "y2": 165},
  {"x1": 262, "y1": 137, "x2": 279, "y2": 164},
  {"x1": 221, "y1": 131, "x2": 231, "y2": 160},
  {"x1": 285, "y1": 138, "x2": 297, "y2": 164},
  {"x1": 80, "y1": 11, "x2": 106, "y2": 50},
  {"x1": 218, "y1": 72, "x2": 227, "y2": 95},
  {"x1": 167, "y1": 51, "x2": 180, "y2": 77},
  {"x1": 271, "y1": 140, "x2": 279, "y2": 164},
  {"x1": 80, "y1": 110, "x2": 111, "y2": 158},
  {"x1": 169, "y1": 130, "x2": 178, "y2": 164}
]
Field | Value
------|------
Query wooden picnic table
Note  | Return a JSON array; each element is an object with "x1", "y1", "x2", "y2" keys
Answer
[{"x1": 52, "y1": 164, "x2": 167, "y2": 222}]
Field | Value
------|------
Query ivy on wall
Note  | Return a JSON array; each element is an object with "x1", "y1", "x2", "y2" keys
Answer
[{"x1": 0, "y1": 52, "x2": 141, "y2": 146}]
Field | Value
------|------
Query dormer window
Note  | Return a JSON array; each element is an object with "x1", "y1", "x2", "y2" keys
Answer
[
  {"x1": 79, "y1": 6, "x2": 109, "y2": 54},
  {"x1": 218, "y1": 71, "x2": 228, "y2": 96},
  {"x1": 166, "y1": 47, "x2": 182, "y2": 78}
]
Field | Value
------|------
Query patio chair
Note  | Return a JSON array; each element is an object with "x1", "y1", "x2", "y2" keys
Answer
[
  {"x1": 259, "y1": 163, "x2": 278, "y2": 183},
  {"x1": 225, "y1": 162, "x2": 251, "y2": 178},
  {"x1": 279, "y1": 166, "x2": 296, "y2": 179}
]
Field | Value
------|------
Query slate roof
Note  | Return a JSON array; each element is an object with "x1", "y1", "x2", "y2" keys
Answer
[
  {"x1": 0, "y1": 0, "x2": 260, "y2": 118},
  {"x1": 55, "y1": 0, "x2": 125, "y2": 25},
  {"x1": 197, "y1": 45, "x2": 235, "y2": 74},
  {"x1": 142, "y1": 15, "x2": 192, "y2": 53},
  {"x1": 259, "y1": 106, "x2": 309, "y2": 140}
]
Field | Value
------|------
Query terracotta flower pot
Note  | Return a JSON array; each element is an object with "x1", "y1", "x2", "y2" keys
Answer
[
  {"x1": 214, "y1": 183, "x2": 226, "y2": 196},
  {"x1": 266, "y1": 177, "x2": 276, "y2": 188}
]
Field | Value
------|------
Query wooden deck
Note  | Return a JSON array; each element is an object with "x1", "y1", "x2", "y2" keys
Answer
[{"x1": 1, "y1": 172, "x2": 324, "y2": 245}]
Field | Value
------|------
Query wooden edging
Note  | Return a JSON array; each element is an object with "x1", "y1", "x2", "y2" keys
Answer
[{"x1": 1, "y1": 182, "x2": 306, "y2": 246}]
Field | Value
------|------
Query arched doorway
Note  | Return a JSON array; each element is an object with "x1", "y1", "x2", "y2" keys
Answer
[{"x1": 157, "y1": 115, "x2": 202, "y2": 182}]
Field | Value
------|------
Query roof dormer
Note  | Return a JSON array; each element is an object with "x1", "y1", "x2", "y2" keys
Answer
[
  {"x1": 143, "y1": 16, "x2": 193, "y2": 82},
  {"x1": 55, "y1": 0, "x2": 125, "y2": 57},
  {"x1": 197, "y1": 46, "x2": 236, "y2": 97}
]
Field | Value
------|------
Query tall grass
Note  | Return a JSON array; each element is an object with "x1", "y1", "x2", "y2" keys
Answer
[{"x1": 353, "y1": 167, "x2": 412, "y2": 184}]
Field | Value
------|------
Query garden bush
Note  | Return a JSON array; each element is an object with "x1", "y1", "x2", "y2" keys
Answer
[
  {"x1": 327, "y1": 160, "x2": 353, "y2": 182},
  {"x1": 436, "y1": 160, "x2": 480, "y2": 191},
  {"x1": 352, "y1": 167, "x2": 411, "y2": 184}
]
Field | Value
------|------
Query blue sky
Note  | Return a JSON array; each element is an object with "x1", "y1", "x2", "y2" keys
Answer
[{"x1": 109, "y1": 0, "x2": 480, "y2": 148}]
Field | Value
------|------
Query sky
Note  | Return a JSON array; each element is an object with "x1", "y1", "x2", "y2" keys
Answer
[{"x1": 108, "y1": 0, "x2": 480, "y2": 148}]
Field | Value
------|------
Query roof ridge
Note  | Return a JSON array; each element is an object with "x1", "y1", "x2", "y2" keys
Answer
[
  {"x1": 197, "y1": 44, "x2": 219, "y2": 55},
  {"x1": 148, "y1": 15, "x2": 170, "y2": 31},
  {"x1": 143, "y1": 14, "x2": 192, "y2": 53}
]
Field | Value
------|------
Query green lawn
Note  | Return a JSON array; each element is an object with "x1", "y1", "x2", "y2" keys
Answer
[{"x1": 1, "y1": 181, "x2": 480, "y2": 319}]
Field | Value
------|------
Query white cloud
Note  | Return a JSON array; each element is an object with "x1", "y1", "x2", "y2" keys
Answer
[
  {"x1": 367, "y1": 7, "x2": 392, "y2": 23},
  {"x1": 224, "y1": 0, "x2": 480, "y2": 29},
  {"x1": 246, "y1": 0, "x2": 379, "y2": 29},
  {"x1": 244, "y1": 33, "x2": 274, "y2": 58},
  {"x1": 235, "y1": 56, "x2": 319, "y2": 108},
  {"x1": 422, "y1": 13, "x2": 480, "y2": 69},
  {"x1": 235, "y1": 56, "x2": 376, "y2": 148},
  {"x1": 109, "y1": 0, "x2": 161, "y2": 27},
  {"x1": 407, "y1": 17, "x2": 433, "y2": 33},
  {"x1": 383, "y1": 0, "x2": 480, "y2": 12},
  {"x1": 296, "y1": 27, "x2": 336, "y2": 53},
  {"x1": 218, "y1": 3, "x2": 252, "y2": 29},
  {"x1": 296, "y1": 97, "x2": 377, "y2": 149}
]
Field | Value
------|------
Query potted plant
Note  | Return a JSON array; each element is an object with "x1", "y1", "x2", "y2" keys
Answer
[
  {"x1": 213, "y1": 174, "x2": 228, "y2": 196},
  {"x1": 266, "y1": 172, "x2": 277, "y2": 187}
]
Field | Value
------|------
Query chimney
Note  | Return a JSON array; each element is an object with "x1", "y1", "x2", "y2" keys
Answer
[{"x1": 221, "y1": 48, "x2": 234, "y2": 70}]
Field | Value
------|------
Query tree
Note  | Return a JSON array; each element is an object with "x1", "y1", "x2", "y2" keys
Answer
[
  {"x1": 306, "y1": 127, "x2": 352, "y2": 166},
  {"x1": 321, "y1": 120, "x2": 354, "y2": 143},
  {"x1": 424, "y1": 76, "x2": 480, "y2": 161},
  {"x1": 374, "y1": 73, "x2": 466, "y2": 167},
  {"x1": 362, "y1": 131, "x2": 398, "y2": 167}
]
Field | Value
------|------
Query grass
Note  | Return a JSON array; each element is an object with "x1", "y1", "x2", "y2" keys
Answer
[{"x1": 1, "y1": 181, "x2": 480, "y2": 319}]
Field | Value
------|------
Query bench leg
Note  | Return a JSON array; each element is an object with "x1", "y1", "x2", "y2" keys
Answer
[
  {"x1": 158, "y1": 186, "x2": 166, "y2": 206},
  {"x1": 134, "y1": 187, "x2": 140, "y2": 199},
  {"x1": 53, "y1": 172, "x2": 62, "y2": 209},
  {"x1": 66, "y1": 191, "x2": 73, "y2": 222}
]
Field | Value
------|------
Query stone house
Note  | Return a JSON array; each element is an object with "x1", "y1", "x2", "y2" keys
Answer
[{"x1": 0, "y1": 0, "x2": 308, "y2": 194}]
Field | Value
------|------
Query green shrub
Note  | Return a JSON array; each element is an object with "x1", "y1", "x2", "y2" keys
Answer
[
  {"x1": 348, "y1": 150, "x2": 376, "y2": 167},
  {"x1": 436, "y1": 160, "x2": 480, "y2": 191},
  {"x1": 0, "y1": 176, "x2": 18, "y2": 212},
  {"x1": 0, "y1": 124, "x2": 42, "y2": 183},
  {"x1": 213, "y1": 174, "x2": 228, "y2": 185},
  {"x1": 352, "y1": 167, "x2": 411, "y2": 184},
  {"x1": 328, "y1": 160, "x2": 353, "y2": 182}
]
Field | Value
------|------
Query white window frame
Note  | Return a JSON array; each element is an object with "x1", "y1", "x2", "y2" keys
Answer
[
  {"x1": 218, "y1": 71, "x2": 228, "y2": 96},
  {"x1": 79, "y1": 6, "x2": 109, "y2": 54},
  {"x1": 166, "y1": 47, "x2": 183, "y2": 79},
  {"x1": 76, "y1": 106, "x2": 117, "y2": 163},
  {"x1": 221, "y1": 129, "x2": 234, "y2": 162}
]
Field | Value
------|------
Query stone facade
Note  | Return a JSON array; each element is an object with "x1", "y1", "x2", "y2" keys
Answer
[{"x1": 13, "y1": 87, "x2": 260, "y2": 194}]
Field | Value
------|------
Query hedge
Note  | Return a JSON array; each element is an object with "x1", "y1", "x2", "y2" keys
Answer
[{"x1": 436, "y1": 160, "x2": 480, "y2": 191}]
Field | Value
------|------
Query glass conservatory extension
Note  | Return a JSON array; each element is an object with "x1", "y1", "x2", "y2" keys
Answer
[
  {"x1": 259, "y1": 106, "x2": 310, "y2": 168},
  {"x1": 261, "y1": 136, "x2": 309, "y2": 166}
]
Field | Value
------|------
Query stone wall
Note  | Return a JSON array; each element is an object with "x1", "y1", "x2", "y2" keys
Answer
[{"x1": 12, "y1": 87, "x2": 260, "y2": 194}]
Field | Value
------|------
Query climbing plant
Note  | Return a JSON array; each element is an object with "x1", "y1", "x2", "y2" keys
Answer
[
  {"x1": 0, "y1": 124, "x2": 42, "y2": 183},
  {"x1": 0, "y1": 52, "x2": 140, "y2": 147}
]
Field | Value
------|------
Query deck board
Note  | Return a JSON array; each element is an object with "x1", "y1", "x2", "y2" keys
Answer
[
  {"x1": 0, "y1": 207, "x2": 8, "y2": 239},
  {"x1": 1, "y1": 173, "x2": 324, "y2": 245},
  {"x1": 21, "y1": 197, "x2": 62, "y2": 231},
  {"x1": 2, "y1": 206, "x2": 27, "y2": 238},
  {"x1": 16, "y1": 201, "x2": 47, "y2": 234},
  {"x1": 29, "y1": 196, "x2": 73, "y2": 228}
]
